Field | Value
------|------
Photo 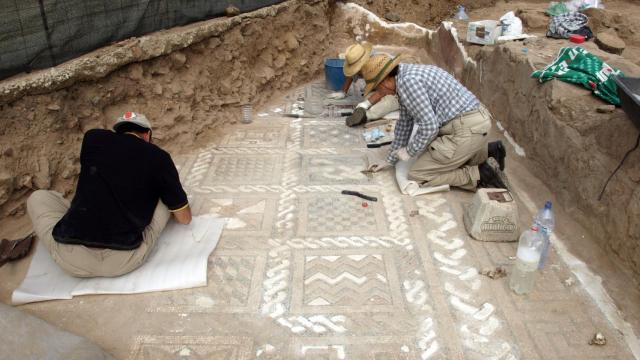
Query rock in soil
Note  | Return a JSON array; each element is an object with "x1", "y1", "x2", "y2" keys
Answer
[
  {"x1": 595, "y1": 31, "x2": 626, "y2": 55},
  {"x1": 225, "y1": 5, "x2": 240, "y2": 16},
  {"x1": 480, "y1": 266, "x2": 507, "y2": 279},
  {"x1": 589, "y1": 332, "x2": 607, "y2": 346},
  {"x1": 596, "y1": 105, "x2": 616, "y2": 113},
  {"x1": 384, "y1": 12, "x2": 401, "y2": 22}
]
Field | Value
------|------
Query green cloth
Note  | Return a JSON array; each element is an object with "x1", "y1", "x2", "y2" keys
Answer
[
  {"x1": 531, "y1": 47, "x2": 624, "y2": 105},
  {"x1": 546, "y1": 2, "x2": 569, "y2": 16}
]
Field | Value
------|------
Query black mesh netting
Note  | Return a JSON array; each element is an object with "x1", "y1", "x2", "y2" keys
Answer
[{"x1": 0, "y1": 0, "x2": 284, "y2": 81}]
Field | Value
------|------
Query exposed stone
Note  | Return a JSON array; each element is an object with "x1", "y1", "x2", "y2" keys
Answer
[
  {"x1": 596, "y1": 105, "x2": 616, "y2": 113},
  {"x1": 595, "y1": 31, "x2": 626, "y2": 55},
  {"x1": 127, "y1": 63, "x2": 144, "y2": 81},
  {"x1": 516, "y1": 9, "x2": 548, "y2": 32},
  {"x1": 169, "y1": 52, "x2": 187, "y2": 69},
  {"x1": 283, "y1": 32, "x2": 299, "y2": 50},
  {"x1": 225, "y1": 5, "x2": 240, "y2": 17},
  {"x1": 384, "y1": 12, "x2": 401, "y2": 22},
  {"x1": 46, "y1": 103, "x2": 61, "y2": 111},
  {"x1": 0, "y1": 171, "x2": 13, "y2": 205},
  {"x1": 33, "y1": 157, "x2": 51, "y2": 189},
  {"x1": 274, "y1": 54, "x2": 287, "y2": 69},
  {"x1": 206, "y1": 37, "x2": 221, "y2": 49}
]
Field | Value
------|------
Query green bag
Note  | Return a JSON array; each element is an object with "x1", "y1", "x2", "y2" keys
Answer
[
  {"x1": 531, "y1": 46, "x2": 624, "y2": 105},
  {"x1": 545, "y1": 2, "x2": 569, "y2": 16}
]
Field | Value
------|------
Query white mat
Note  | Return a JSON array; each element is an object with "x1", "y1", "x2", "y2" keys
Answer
[
  {"x1": 395, "y1": 158, "x2": 449, "y2": 196},
  {"x1": 12, "y1": 215, "x2": 225, "y2": 305}
]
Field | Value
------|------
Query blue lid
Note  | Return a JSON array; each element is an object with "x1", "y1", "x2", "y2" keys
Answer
[{"x1": 544, "y1": 201, "x2": 552, "y2": 209}]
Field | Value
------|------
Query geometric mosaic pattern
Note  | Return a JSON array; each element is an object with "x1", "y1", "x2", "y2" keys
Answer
[
  {"x1": 298, "y1": 194, "x2": 387, "y2": 236},
  {"x1": 18, "y1": 81, "x2": 635, "y2": 359},
  {"x1": 290, "y1": 250, "x2": 404, "y2": 313},
  {"x1": 302, "y1": 154, "x2": 371, "y2": 185},
  {"x1": 205, "y1": 154, "x2": 282, "y2": 185}
]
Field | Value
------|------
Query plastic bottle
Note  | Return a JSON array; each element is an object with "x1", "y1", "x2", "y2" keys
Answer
[
  {"x1": 241, "y1": 104, "x2": 252, "y2": 124},
  {"x1": 534, "y1": 201, "x2": 555, "y2": 270},
  {"x1": 509, "y1": 226, "x2": 544, "y2": 295},
  {"x1": 454, "y1": 5, "x2": 469, "y2": 20}
]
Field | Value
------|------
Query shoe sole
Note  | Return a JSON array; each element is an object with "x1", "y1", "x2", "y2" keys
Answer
[{"x1": 346, "y1": 108, "x2": 366, "y2": 127}]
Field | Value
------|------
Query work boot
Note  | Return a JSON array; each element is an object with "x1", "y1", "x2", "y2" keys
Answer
[
  {"x1": 346, "y1": 107, "x2": 367, "y2": 127},
  {"x1": 478, "y1": 157, "x2": 510, "y2": 190},
  {"x1": 488, "y1": 140, "x2": 506, "y2": 171},
  {"x1": 0, "y1": 233, "x2": 35, "y2": 268}
]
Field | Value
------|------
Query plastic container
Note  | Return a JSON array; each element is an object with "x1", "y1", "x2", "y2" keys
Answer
[
  {"x1": 614, "y1": 76, "x2": 640, "y2": 130},
  {"x1": 534, "y1": 201, "x2": 555, "y2": 270},
  {"x1": 466, "y1": 20, "x2": 502, "y2": 45},
  {"x1": 241, "y1": 104, "x2": 252, "y2": 124},
  {"x1": 509, "y1": 226, "x2": 544, "y2": 295},
  {"x1": 569, "y1": 34, "x2": 586, "y2": 44},
  {"x1": 455, "y1": 5, "x2": 469, "y2": 20},
  {"x1": 324, "y1": 58, "x2": 346, "y2": 91}
]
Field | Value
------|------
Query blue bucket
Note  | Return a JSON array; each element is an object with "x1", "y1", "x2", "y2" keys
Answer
[{"x1": 324, "y1": 58, "x2": 346, "y2": 91}]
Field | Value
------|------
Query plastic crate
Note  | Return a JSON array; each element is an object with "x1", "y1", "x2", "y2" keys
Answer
[{"x1": 614, "y1": 76, "x2": 640, "y2": 130}]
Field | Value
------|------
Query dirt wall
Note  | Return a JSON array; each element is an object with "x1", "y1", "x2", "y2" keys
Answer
[
  {"x1": 0, "y1": 0, "x2": 334, "y2": 224},
  {"x1": 425, "y1": 25, "x2": 640, "y2": 280},
  {"x1": 345, "y1": 0, "x2": 498, "y2": 26}
]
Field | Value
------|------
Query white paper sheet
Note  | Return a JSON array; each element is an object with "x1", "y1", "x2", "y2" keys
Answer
[
  {"x1": 395, "y1": 158, "x2": 450, "y2": 196},
  {"x1": 12, "y1": 215, "x2": 225, "y2": 305}
]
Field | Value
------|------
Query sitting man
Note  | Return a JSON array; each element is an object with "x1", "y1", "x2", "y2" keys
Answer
[
  {"x1": 326, "y1": 42, "x2": 400, "y2": 127},
  {"x1": 27, "y1": 112, "x2": 191, "y2": 277},
  {"x1": 363, "y1": 55, "x2": 508, "y2": 190}
]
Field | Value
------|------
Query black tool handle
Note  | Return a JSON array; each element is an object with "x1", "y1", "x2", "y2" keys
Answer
[
  {"x1": 366, "y1": 141, "x2": 392, "y2": 148},
  {"x1": 341, "y1": 190, "x2": 378, "y2": 202}
]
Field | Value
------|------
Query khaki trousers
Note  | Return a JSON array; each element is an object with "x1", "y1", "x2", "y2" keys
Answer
[
  {"x1": 367, "y1": 94, "x2": 400, "y2": 121},
  {"x1": 26, "y1": 190, "x2": 170, "y2": 277},
  {"x1": 408, "y1": 106, "x2": 492, "y2": 191}
]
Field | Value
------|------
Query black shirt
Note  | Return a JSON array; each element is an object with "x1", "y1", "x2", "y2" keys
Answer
[{"x1": 52, "y1": 129, "x2": 188, "y2": 250}]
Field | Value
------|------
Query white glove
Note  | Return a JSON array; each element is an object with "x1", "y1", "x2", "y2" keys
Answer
[
  {"x1": 327, "y1": 91, "x2": 346, "y2": 100},
  {"x1": 393, "y1": 147, "x2": 411, "y2": 161},
  {"x1": 367, "y1": 161, "x2": 392, "y2": 173},
  {"x1": 356, "y1": 99, "x2": 372, "y2": 110}
]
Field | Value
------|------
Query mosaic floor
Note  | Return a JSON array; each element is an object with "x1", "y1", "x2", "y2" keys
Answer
[{"x1": 21, "y1": 83, "x2": 634, "y2": 359}]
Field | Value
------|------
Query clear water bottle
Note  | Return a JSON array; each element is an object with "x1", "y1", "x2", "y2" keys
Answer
[
  {"x1": 241, "y1": 104, "x2": 252, "y2": 124},
  {"x1": 454, "y1": 5, "x2": 469, "y2": 20},
  {"x1": 509, "y1": 226, "x2": 544, "y2": 295},
  {"x1": 534, "y1": 201, "x2": 555, "y2": 270}
]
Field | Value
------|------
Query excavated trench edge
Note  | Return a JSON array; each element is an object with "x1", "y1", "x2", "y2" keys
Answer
[{"x1": 423, "y1": 15, "x2": 640, "y2": 357}]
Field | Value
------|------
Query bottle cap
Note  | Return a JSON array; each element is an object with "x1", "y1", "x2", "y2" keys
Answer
[{"x1": 544, "y1": 201, "x2": 552, "y2": 210}]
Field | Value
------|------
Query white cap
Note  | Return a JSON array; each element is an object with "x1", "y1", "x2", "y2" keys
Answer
[{"x1": 113, "y1": 112, "x2": 152, "y2": 132}]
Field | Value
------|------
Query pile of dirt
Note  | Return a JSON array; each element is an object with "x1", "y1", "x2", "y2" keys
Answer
[
  {"x1": 345, "y1": 0, "x2": 498, "y2": 26},
  {"x1": 0, "y1": 0, "x2": 334, "y2": 228}
]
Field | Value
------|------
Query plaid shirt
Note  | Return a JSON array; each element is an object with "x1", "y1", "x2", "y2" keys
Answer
[{"x1": 387, "y1": 64, "x2": 479, "y2": 163}]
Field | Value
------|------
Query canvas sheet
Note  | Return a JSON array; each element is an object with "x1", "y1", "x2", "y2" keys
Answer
[{"x1": 12, "y1": 215, "x2": 225, "y2": 305}]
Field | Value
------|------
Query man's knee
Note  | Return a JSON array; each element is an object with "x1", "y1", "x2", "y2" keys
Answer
[{"x1": 27, "y1": 190, "x2": 53, "y2": 216}]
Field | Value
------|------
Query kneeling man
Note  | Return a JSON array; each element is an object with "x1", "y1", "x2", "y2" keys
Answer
[
  {"x1": 364, "y1": 55, "x2": 507, "y2": 190},
  {"x1": 27, "y1": 112, "x2": 191, "y2": 277}
]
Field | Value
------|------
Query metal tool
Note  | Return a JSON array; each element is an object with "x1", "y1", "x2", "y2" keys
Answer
[
  {"x1": 341, "y1": 190, "x2": 378, "y2": 202},
  {"x1": 366, "y1": 141, "x2": 392, "y2": 148}
]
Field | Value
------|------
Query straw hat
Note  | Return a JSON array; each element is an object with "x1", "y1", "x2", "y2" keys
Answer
[
  {"x1": 361, "y1": 53, "x2": 402, "y2": 96},
  {"x1": 342, "y1": 42, "x2": 373, "y2": 77}
]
